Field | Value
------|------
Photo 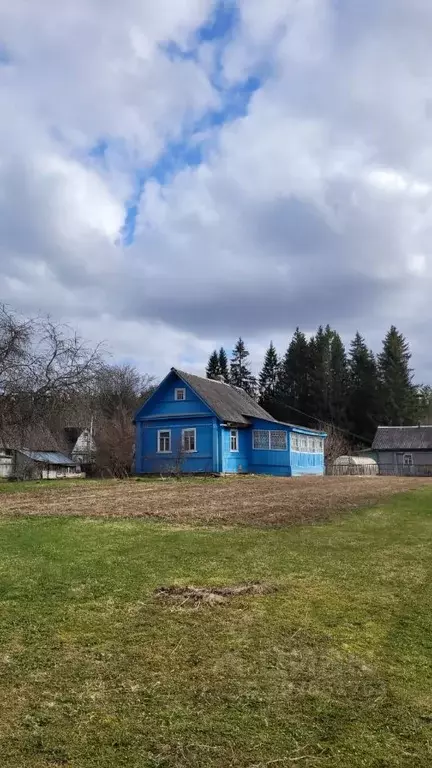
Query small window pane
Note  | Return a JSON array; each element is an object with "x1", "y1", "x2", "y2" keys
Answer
[
  {"x1": 175, "y1": 388, "x2": 186, "y2": 401},
  {"x1": 182, "y1": 429, "x2": 196, "y2": 452},
  {"x1": 230, "y1": 430, "x2": 238, "y2": 451},
  {"x1": 158, "y1": 431, "x2": 171, "y2": 453},
  {"x1": 253, "y1": 430, "x2": 270, "y2": 450},
  {"x1": 403, "y1": 453, "x2": 413, "y2": 466},
  {"x1": 270, "y1": 431, "x2": 287, "y2": 450}
]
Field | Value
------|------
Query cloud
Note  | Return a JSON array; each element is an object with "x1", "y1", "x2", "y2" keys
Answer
[{"x1": 1, "y1": 0, "x2": 432, "y2": 381}]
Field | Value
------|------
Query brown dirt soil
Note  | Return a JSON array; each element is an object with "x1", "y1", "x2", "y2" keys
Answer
[
  {"x1": 155, "y1": 583, "x2": 276, "y2": 605},
  {"x1": 0, "y1": 475, "x2": 431, "y2": 527}
]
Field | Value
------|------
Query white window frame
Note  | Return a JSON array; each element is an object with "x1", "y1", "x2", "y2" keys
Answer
[
  {"x1": 270, "y1": 430, "x2": 287, "y2": 451},
  {"x1": 253, "y1": 430, "x2": 270, "y2": 450},
  {"x1": 175, "y1": 388, "x2": 186, "y2": 402},
  {"x1": 230, "y1": 429, "x2": 239, "y2": 452},
  {"x1": 403, "y1": 453, "x2": 413, "y2": 467},
  {"x1": 182, "y1": 428, "x2": 197, "y2": 453},
  {"x1": 157, "y1": 429, "x2": 172, "y2": 454}
]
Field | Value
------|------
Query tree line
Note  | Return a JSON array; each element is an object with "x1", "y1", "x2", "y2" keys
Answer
[{"x1": 206, "y1": 328, "x2": 431, "y2": 445}]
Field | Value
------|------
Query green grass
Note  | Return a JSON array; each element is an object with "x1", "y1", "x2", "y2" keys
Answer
[
  {"x1": 1, "y1": 489, "x2": 432, "y2": 766},
  {"x1": 0, "y1": 479, "x2": 91, "y2": 494}
]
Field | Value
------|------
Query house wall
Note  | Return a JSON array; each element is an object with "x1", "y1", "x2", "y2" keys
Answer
[
  {"x1": 376, "y1": 450, "x2": 432, "y2": 476},
  {"x1": 290, "y1": 450, "x2": 324, "y2": 476},
  {"x1": 248, "y1": 419, "x2": 291, "y2": 476},
  {"x1": 138, "y1": 417, "x2": 217, "y2": 474},
  {"x1": 221, "y1": 427, "x2": 249, "y2": 474},
  {"x1": 0, "y1": 452, "x2": 13, "y2": 479},
  {"x1": 290, "y1": 430, "x2": 325, "y2": 476}
]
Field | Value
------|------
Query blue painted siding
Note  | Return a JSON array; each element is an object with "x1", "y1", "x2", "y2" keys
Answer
[
  {"x1": 248, "y1": 419, "x2": 291, "y2": 476},
  {"x1": 221, "y1": 428, "x2": 249, "y2": 473},
  {"x1": 136, "y1": 374, "x2": 212, "y2": 420},
  {"x1": 290, "y1": 451, "x2": 324, "y2": 476},
  {"x1": 138, "y1": 417, "x2": 216, "y2": 474},
  {"x1": 290, "y1": 430, "x2": 325, "y2": 476}
]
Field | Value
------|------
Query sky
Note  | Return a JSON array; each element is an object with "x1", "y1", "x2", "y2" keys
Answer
[{"x1": 1, "y1": 0, "x2": 432, "y2": 381}]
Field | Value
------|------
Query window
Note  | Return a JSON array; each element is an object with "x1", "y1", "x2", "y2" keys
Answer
[
  {"x1": 182, "y1": 428, "x2": 196, "y2": 453},
  {"x1": 230, "y1": 429, "x2": 239, "y2": 452},
  {"x1": 158, "y1": 430, "x2": 171, "y2": 453},
  {"x1": 253, "y1": 430, "x2": 270, "y2": 450},
  {"x1": 270, "y1": 431, "x2": 287, "y2": 451},
  {"x1": 175, "y1": 388, "x2": 186, "y2": 401},
  {"x1": 291, "y1": 435, "x2": 299, "y2": 452},
  {"x1": 403, "y1": 453, "x2": 413, "y2": 467}
]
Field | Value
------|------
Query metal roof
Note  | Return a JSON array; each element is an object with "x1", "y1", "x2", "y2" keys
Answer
[
  {"x1": 372, "y1": 426, "x2": 432, "y2": 451},
  {"x1": 18, "y1": 450, "x2": 77, "y2": 466},
  {"x1": 174, "y1": 369, "x2": 277, "y2": 425}
]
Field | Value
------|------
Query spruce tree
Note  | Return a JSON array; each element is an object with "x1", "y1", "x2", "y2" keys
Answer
[
  {"x1": 259, "y1": 342, "x2": 279, "y2": 405},
  {"x1": 329, "y1": 332, "x2": 350, "y2": 428},
  {"x1": 378, "y1": 326, "x2": 418, "y2": 425},
  {"x1": 206, "y1": 350, "x2": 221, "y2": 379},
  {"x1": 230, "y1": 338, "x2": 257, "y2": 396},
  {"x1": 348, "y1": 332, "x2": 380, "y2": 443},
  {"x1": 275, "y1": 329, "x2": 311, "y2": 426},
  {"x1": 308, "y1": 325, "x2": 333, "y2": 424},
  {"x1": 218, "y1": 347, "x2": 230, "y2": 383}
]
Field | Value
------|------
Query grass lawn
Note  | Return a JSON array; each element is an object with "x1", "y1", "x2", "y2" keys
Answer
[{"x1": 1, "y1": 486, "x2": 432, "y2": 766}]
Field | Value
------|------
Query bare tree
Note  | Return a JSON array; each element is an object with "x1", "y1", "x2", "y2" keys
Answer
[
  {"x1": 0, "y1": 304, "x2": 102, "y2": 449},
  {"x1": 92, "y1": 363, "x2": 155, "y2": 477},
  {"x1": 94, "y1": 406, "x2": 135, "y2": 478},
  {"x1": 322, "y1": 424, "x2": 352, "y2": 470}
]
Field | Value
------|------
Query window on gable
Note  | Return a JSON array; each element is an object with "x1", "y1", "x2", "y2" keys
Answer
[
  {"x1": 175, "y1": 388, "x2": 186, "y2": 401},
  {"x1": 230, "y1": 429, "x2": 239, "y2": 452},
  {"x1": 182, "y1": 428, "x2": 196, "y2": 453},
  {"x1": 158, "y1": 430, "x2": 171, "y2": 453},
  {"x1": 253, "y1": 430, "x2": 270, "y2": 450},
  {"x1": 270, "y1": 431, "x2": 287, "y2": 450}
]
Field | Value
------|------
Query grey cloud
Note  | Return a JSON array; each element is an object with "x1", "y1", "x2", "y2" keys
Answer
[{"x1": 2, "y1": 0, "x2": 432, "y2": 380}]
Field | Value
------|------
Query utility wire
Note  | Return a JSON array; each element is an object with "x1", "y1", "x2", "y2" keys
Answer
[{"x1": 266, "y1": 395, "x2": 372, "y2": 446}]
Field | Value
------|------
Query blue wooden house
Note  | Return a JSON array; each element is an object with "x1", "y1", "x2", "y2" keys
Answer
[{"x1": 134, "y1": 368, "x2": 326, "y2": 477}]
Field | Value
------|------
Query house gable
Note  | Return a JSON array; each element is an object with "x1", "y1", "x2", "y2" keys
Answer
[{"x1": 135, "y1": 370, "x2": 215, "y2": 421}]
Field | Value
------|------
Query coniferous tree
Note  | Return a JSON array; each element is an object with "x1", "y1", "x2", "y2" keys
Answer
[
  {"x1": 378, "y1": 326, "x2": 418, "y2": 425},
  {"x1": 218, "y1": 347, "x2": 230, "y2": 383},
  {"x1": 230, "y1": 338, "x2": 257, "y2": 396},
  {"x1": 206, "y1": 350, "x2": 221, "y2": 380},
  {"x1": 274, "y1": 329, "x2": 311, "y2": 426},
  {"x1": 259, "y1": 342, "x2": 279, "y2": 405},
  {"x1": 308, "y1": 325, "x2": 333, "y2": 424},
  {"x1": 348, "y1": 332, "x2": 380, "y2": 443},
  {"x1": 329, "y1": 332, "x2": 350, "y2": 428}
]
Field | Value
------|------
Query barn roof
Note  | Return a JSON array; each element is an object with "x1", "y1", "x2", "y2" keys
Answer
[
  {"x1": 372, "y1": 426, "x2": 432, "y2": 451},
  {"x1": 174, "y1": 369, "x2": 276, "y2": 425},
  {"x1": 18, "y1": 450, "x2": 77, "y2": 466}
]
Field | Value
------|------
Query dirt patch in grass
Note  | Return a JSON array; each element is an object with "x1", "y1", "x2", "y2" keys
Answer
[
  {"x1": 0, "y1": 475, "x2": 431, "y2": 527},
  {"x1": 155, "y1": 582, "x2": 276, "y2": 605}
]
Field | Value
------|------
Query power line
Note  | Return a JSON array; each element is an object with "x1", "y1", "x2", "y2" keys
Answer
[{"x1": 266, "y1": 395, "x2": 372, "y2": 446}]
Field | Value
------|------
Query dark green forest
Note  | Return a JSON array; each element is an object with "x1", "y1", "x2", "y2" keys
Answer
[{"x1": 206, "y1": 328, "x2": 432, "y2": 446}]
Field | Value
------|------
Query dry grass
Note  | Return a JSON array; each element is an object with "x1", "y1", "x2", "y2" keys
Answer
[{"x1": 0, "y1": 475, "x2": 431, "y2": 526}]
